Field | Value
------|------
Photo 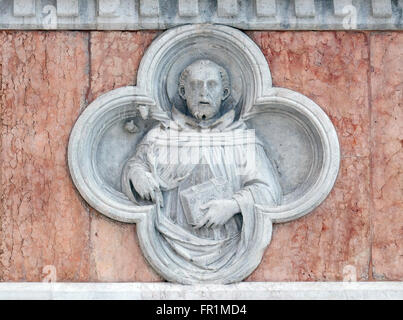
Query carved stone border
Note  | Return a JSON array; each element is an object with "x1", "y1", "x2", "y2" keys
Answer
[
  {"x1": 68, "y1": 87, "x2": 154, "y2": 224},
  {"x1": 1, "y1": 0, "x2": 402, "y2": 30},
  {"x1": 67, "y1": 24, "x2": 340, "y2": 284},
  {"x1": 0, "y1": 282, "x2": 402, "y2": 300},
  {"x1": 250, "y1": 88, "x2": 340, "y2": 223}
]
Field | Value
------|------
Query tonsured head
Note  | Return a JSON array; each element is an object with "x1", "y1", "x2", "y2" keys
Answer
[{"x1": 178, "y1": 59, "x2": 230, "y2": 121}]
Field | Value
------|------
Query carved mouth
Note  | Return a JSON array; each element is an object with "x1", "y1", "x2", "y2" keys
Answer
[{"x1": 199, "y1": 101, "x2": 210, "y2": 106}]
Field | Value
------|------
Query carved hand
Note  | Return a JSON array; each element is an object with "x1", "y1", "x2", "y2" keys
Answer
[
  {"x1": 128, "y1": 170, "x2": 163, "y2": 206},
  {"x1": 194, "y1": 199, "x2": 240, "y2": 229}
]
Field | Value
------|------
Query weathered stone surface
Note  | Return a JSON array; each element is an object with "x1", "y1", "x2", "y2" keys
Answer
[
  {"x1": 69, "y1": 25, "x2": 341, "y2": 284},
  {"x1": 89, "y1": 31, "x2": 161, "y2": 282},
  {"x1": 1, "y1": 29, "x2": 401, "y2": 283},
  {"x1": 370, "y1": 33, "x2": 403, "y2": 280},
  {"x1": 1, "y1": 0, "x2": 402, "y2": 31},
  {"x1": 88, "y1": 31, "x2": 158, "y2": 100},
  {"x1": 1, "y1": 282, "x2": 403, "y2": 300},
  {"x1": 90, "y1": 213, "x2": 161, "y2": 281},
  {"x1": 249, "y1": 31, "x2": 370, "y2": 158},
  {"x1": 0, "y1": 31, "x2": 91, "y2": 281},
  {"x1": 247, "y1": 32, "x2": 371, "y2": 281},
  {"x1": 248, "y1": 157, "x2": 370, "y2": 281}
]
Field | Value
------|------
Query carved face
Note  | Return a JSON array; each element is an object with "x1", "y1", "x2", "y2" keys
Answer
[{"x1": 179, "y1": 60, "x2": 230, "y2": 121}]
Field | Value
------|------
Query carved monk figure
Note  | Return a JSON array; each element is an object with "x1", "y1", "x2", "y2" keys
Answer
[{"x1": 122, "y1": 60, "x2": 282, "y2": 280}]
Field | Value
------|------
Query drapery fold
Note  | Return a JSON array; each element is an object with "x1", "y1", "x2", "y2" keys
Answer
[{"x1": 121, "y1": 110, "x2": 282, "y2": 281}]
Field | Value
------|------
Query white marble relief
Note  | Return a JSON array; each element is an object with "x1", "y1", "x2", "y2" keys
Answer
[{"x1": 68, "y1": 24, "x2": 340, "y2": 284}]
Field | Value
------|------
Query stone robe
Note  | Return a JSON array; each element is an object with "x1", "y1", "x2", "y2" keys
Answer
[{"x1": 122, "y1": 108, "x2": 282, "y2": 279}]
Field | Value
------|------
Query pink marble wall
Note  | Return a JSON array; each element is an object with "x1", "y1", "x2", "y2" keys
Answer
[
  {"x1": 0, "y1": 32, "x2": 91, "y2": 281},
  {"x1": 0, "y1": 30, "x2": 401, "y2": 282},
  {"x1": 88, "y1": 32, "x2": 161, "y2": 282},
  {"x1": 246, "y1": 31, "x2": 372, "y2": 281},
  {"x1": 370, "y1": 33, "x2": 403, "y2": 280}
]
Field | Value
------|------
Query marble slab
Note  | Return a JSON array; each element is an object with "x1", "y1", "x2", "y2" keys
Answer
[
  {"x1": 0, "y1": 282, "x2": 402, "y2": 300},
  {"x1": 1, "y1": 0, "x2": 402, "y2": 30}
]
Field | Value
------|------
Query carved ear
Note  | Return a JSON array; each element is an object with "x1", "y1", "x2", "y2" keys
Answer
[
  {"x1": 222, "y1": 87, "x2": 230, "y2": 101},
  {"x1": 179, "y1": 85, "x2": 186, "y2": 100}
]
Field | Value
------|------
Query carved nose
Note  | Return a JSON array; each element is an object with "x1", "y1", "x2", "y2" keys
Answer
[{"x1": 200, "y1": 83, "x2": 208, "y2": 97}]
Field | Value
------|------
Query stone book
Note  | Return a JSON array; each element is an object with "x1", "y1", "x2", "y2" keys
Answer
[{"x1": 179, "y1": 177, "x2": 233, "y2": 226}]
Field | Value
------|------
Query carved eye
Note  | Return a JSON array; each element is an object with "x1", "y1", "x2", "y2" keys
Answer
[
  {"x1": 208, "y1": 80, "x2": 217, "y2": 89},
  {"x1": 189, "y1": 81, "x2": 197, "y2": 90}
]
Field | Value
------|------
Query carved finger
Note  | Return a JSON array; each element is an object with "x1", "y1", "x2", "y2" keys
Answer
[
  {"x1": 206, "y1": 220, "x2": 215, "y2": 229},
  {"x1": 145, "y1": 192, "x2": 151, "y2": 201},
  {"x1": 156, "y1": 189, "x2": 164, "y2": 207},
  {"x1": 200, "y1": 202, "x2": 211, "y2": 211},
  {"x1": 149, "y1": 190, "x2": 156, "y2": 202},
  {"x1": 194, "y1": 214, "x2": 209, "y2": 229},
  {"x1": 151, "y1": 178, "x2": 159, "y2": 190},
  {"x1": 152, "y1": 184, "x2": 161, "y2": 194},
  {"x1": 144, "y1": 186, "x2": 153, "y2": 197},
  {"x1": 137, "y1": 189, "x2": 145, "y2": 199}
]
